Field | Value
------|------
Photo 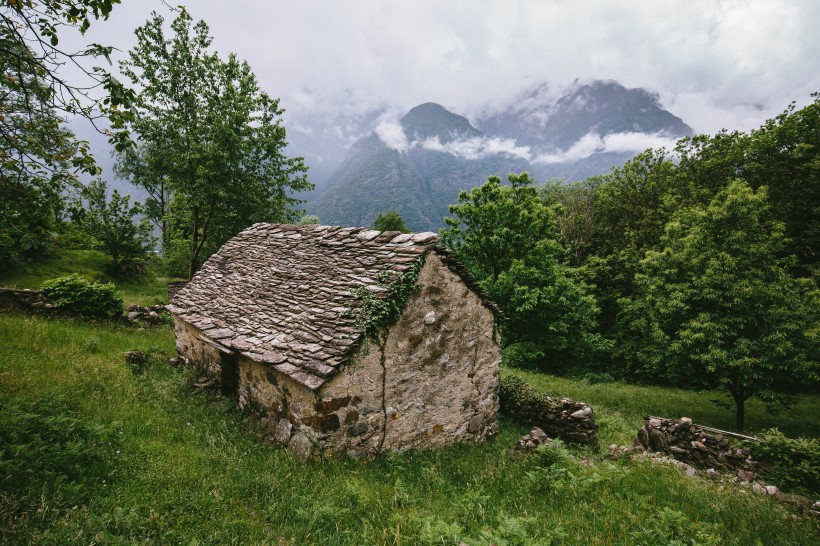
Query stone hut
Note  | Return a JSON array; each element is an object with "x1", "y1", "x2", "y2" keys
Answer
[{"x1": 167, "y1": 223, "x2": 503, "y2": 459}]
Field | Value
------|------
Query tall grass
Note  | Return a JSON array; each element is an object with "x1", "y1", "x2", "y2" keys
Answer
[
  {"x1": 0, "y1": 249, "x2": 182, "y2": 306},
  {"x1": 505, "y1": 369, "x2": 820, "y2": 447},
  {"x1": 0, "y1": 313, "x2": 817, "y2": 545}
]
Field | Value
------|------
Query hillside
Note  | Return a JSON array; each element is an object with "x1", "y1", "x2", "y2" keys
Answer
[{"x1": 1, "y1": 310, "x2": 817, "y2": 544}]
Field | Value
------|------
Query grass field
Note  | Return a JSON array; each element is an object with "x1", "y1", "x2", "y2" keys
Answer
[
  {"x1": 0, "y1": 250, "x2": 182, "y2": 306},
  {"x1": 505, "y1": 369, "x2": 820, "y2": 447},
  {"x1": 0, "y1": 312, "x2": 817, "y2": 545}
]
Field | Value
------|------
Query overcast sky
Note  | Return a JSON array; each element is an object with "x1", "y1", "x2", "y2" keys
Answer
[{"x1": 72, "y1": 0, "x2": 819, "y2": 141}]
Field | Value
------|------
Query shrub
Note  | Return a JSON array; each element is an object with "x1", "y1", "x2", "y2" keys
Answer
[
  {"x1": 581, "y1": 371, "x2": 615, "y2": 384},
  {"x1": 753, "y1": 428, "x2": 819, "y2": 497},
  {"x1": 41, "y1": 275, "x2": 123, "y2": 318},
  {"x1": 501, "y1": 342, "x2": 544, "y2": 369}
]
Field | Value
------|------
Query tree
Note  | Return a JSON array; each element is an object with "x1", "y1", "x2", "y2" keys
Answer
[
  {"x1": 442, "y1": 173, "x2": 607, "y2": 366},
  {"x1": 75, "y1": 179, "x2": 154, "y2": 273},
  {"x1": 0, "y1": 0, "x2": 134, "y2": 266},
  {"x1": 372, "y1": 210, "x2": 409, "y2": 233},
  {"x1": 118, "y1": 10, "x2": 310, "y2": 278},
  {"x1": 620, "y1": 181, "x2": 818, "y2": 431},
  {"x1": 296, "y1": 214, "x2": 320, "y2": 226}
]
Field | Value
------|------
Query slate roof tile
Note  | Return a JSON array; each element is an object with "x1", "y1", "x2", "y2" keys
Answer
[{"x1": 170, "y1": 223, "x2": 503, "y2": 390}]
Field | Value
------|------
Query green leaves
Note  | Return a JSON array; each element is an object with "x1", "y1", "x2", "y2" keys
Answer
[
  {"x1": 117, "y1": 10, "x2": 310, "y2": 278},
  {"x1": 442, "y1": 172, "x2": 607, "y2": 367},
  {"x1": 346, "y1": 257, "x2": 425, "y2": 342},
  {"x1": 620, "y1": 181, "x2": 819, "y2": 430}
]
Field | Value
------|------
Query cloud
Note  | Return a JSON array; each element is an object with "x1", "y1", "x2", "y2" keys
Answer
[
  {"x1": 374, "y1": 120, "x2": 412, "y2": 152},
  {"x1": 420, "y1": 136, "x2": 531, "y2": 161},
  {"x1": 534, "y1": 131, "x2": 681, "y2": 164}
]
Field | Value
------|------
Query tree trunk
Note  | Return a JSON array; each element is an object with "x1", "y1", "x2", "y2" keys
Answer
[
  {"x1": 735, "y1": 397, "x2": 745, "y2": 433},
  {"x1": 188, "y1": 206, "x2": 199, "y2": 280}
]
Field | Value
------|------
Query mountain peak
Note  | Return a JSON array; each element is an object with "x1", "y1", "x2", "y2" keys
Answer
[{"x1": 400, "y1": 102, "x2": 482, "y2": 142}]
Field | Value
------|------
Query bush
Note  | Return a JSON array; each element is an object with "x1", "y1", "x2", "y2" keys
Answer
[
  {"x1": 41, "y1": 275, "x2": 123, "y2": 318},
  {"x1": 580, "y1": 372, "x2": 615, "y2": 384},
  {"x1": 501, "y1": 342, "x2": 544, "y2": 369},
  {"x1": 753, "y1": 428, "x2": 820, "y2": 497}
]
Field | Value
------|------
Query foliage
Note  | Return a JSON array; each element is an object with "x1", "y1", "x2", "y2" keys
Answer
[
  {"x1": 41, "y1": 274, "x2": 123, "y2": 318},
  {"x1": 674, "y1": 94, "x2": 820, "y2": 276},
  {"x1": 753, "y1": 429, "x2": 820, "y2": 497},
  {"x1": 0, "y1": 0, "x2": 135, "y2": 266},
  {"x1": 372, "y1": 210, "x2": 410, "y2": 233},
  {"x1": 117, "y1": 9, "x2": 311, "y2": 279},
  {"x1": 442, "y1": 172, "x2": 559, "y2": 281},
  {"x1": 296, "y1": 214, "x2": 320, "y2": 226},
  {"x1": 346, "y1": 256, "x2": 425, "y2": 341},
  {"x1": 618, "y1": 181, "x2": 819, "y2": 431},
  {"x1": 489, "y1": 239, "x2": 609, "y2": 367},
  {"x1": 443, "y1": 172, "x2": 607, "y2": 366},
  {"x1": 73, "y1": 179, "x2": 155, "y2": 273},
  {"x1": 501, "y1": 342, "x2": 544, "y2": 369}
]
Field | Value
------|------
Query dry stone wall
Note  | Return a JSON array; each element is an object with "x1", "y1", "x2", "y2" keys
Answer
[
  {"x1": 498, "y1": 375, "x2": 599, "y2": 450},
  {"x1": 634, "y1": 416, "x2": 756, "y2": 471},
  {"x1": 0, "y1": 288, "x2": 53, "y2": 310}
]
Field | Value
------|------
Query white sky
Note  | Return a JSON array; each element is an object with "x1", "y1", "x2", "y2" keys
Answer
[{"x1": 72, "y1": 0, "x2": 819, "y2": 137}]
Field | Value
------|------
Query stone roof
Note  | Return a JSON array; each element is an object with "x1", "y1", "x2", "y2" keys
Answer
[{"x1": 168, "y1": 223, "x2": 502, "y2": 390}]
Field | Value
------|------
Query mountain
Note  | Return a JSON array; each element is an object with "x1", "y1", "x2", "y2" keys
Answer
[
  {"x1": 308, "y1": 103, "x2": 528, "y2": 231},
  {"x1": 478, "y1": 80, "x2": 693, "y2": 180},
  {"x1": 305, "y1": 80, "x2": 694, "y2": 231}
]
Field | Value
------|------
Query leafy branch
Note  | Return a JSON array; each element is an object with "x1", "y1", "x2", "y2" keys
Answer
[{"x1": 346, "y1": 256, "x2": 426, "y2": 342}]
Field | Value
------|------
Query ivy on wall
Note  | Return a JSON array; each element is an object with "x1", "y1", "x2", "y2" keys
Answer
[{"x1": 346, "y1": 255, "x2": 426, "y2": 342}]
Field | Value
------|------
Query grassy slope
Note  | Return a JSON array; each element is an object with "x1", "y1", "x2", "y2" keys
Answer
[
  {"x1": 506, "y1": 369, "x2": 820, "y2": 447},
  {"x1": 0, "y1": 313, "x2": 817, "y2": 545},
  {"x1": 0, "y1": 249, "x2": 181, "y2": 306}
]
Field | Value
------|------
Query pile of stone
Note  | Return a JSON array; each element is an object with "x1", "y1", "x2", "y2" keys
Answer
[
  {"x1": 0, "y1": 287, "x2": 54, "y2": 310},
  {"x1": 126, "y1": 304, "x2": 169, "y2": 324},
  {"x1": 499, "y1": 376, "x2": 599, "y2": 450},
  {"x1": 607, "y1": 443, "x2": 819, "y2": 513},
  {"x1": 513, "y1": 427, "x2": 552, "y2": 453},
  {"x1": 634, "y1": 416, "x2": 756, "y2": 472}
]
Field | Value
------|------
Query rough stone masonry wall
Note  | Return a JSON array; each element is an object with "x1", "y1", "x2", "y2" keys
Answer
[
  {"x1": 498, "y1": 375, "x2": 599, "y2": 450},
  {"x1": 174, "y1": 319, "x2": 225, "y2": 379},
  {"x1": 221, "y1": 252, "x2": 501, "y2": 459},
  {"x1": 313, "y1": 252, "x2": 500, "y2": 456},
  {"x1": 635, "y1": 416, "x2": 755, "y2": 471},
  {"x1": 0, "y1": 287, "x2": 53, "y2": 310}
]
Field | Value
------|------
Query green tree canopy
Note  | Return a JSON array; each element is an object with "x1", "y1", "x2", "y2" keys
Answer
[
  {"x1": 118, "y1": 9, "x2": 311, "y2": 278},
  {"x1": 619, "y1": 181, "x2": 819, "y2": 431},
  {"x1": 442, "y1": 173, "x2": 607, "y2": 367},
  {"x1": 372, "y1": 210, "x2": 410, "y2": 233},
  {"x1": 74, "y1": 179, "x2": 154, "y2": 274},
  {"x1": 0, "y1": 0, "x2": 134, "y2": 266}
]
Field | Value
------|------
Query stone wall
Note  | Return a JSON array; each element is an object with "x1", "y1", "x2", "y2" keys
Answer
[
  {"x1": 0, "y1": 288, "x2": 53, "y2": 310},
  {"x1": 177, "y1": 252, "x2": 501, "y2": 460},
  {"x1": 167, "y1": 281, "x2": 188, "y2": 303},
  {"x1": 314, "y1": 252, "x2": 500, "y2": 456},
  {"x1": 126, "y1": 304, "x2": 169, "y2": 324},
  {"x1": 634, "y1": 416, "x2": 756, "y2": 471},
  {"x1": 498, "y1": 375, "x2": 599, "y2": 450}
]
